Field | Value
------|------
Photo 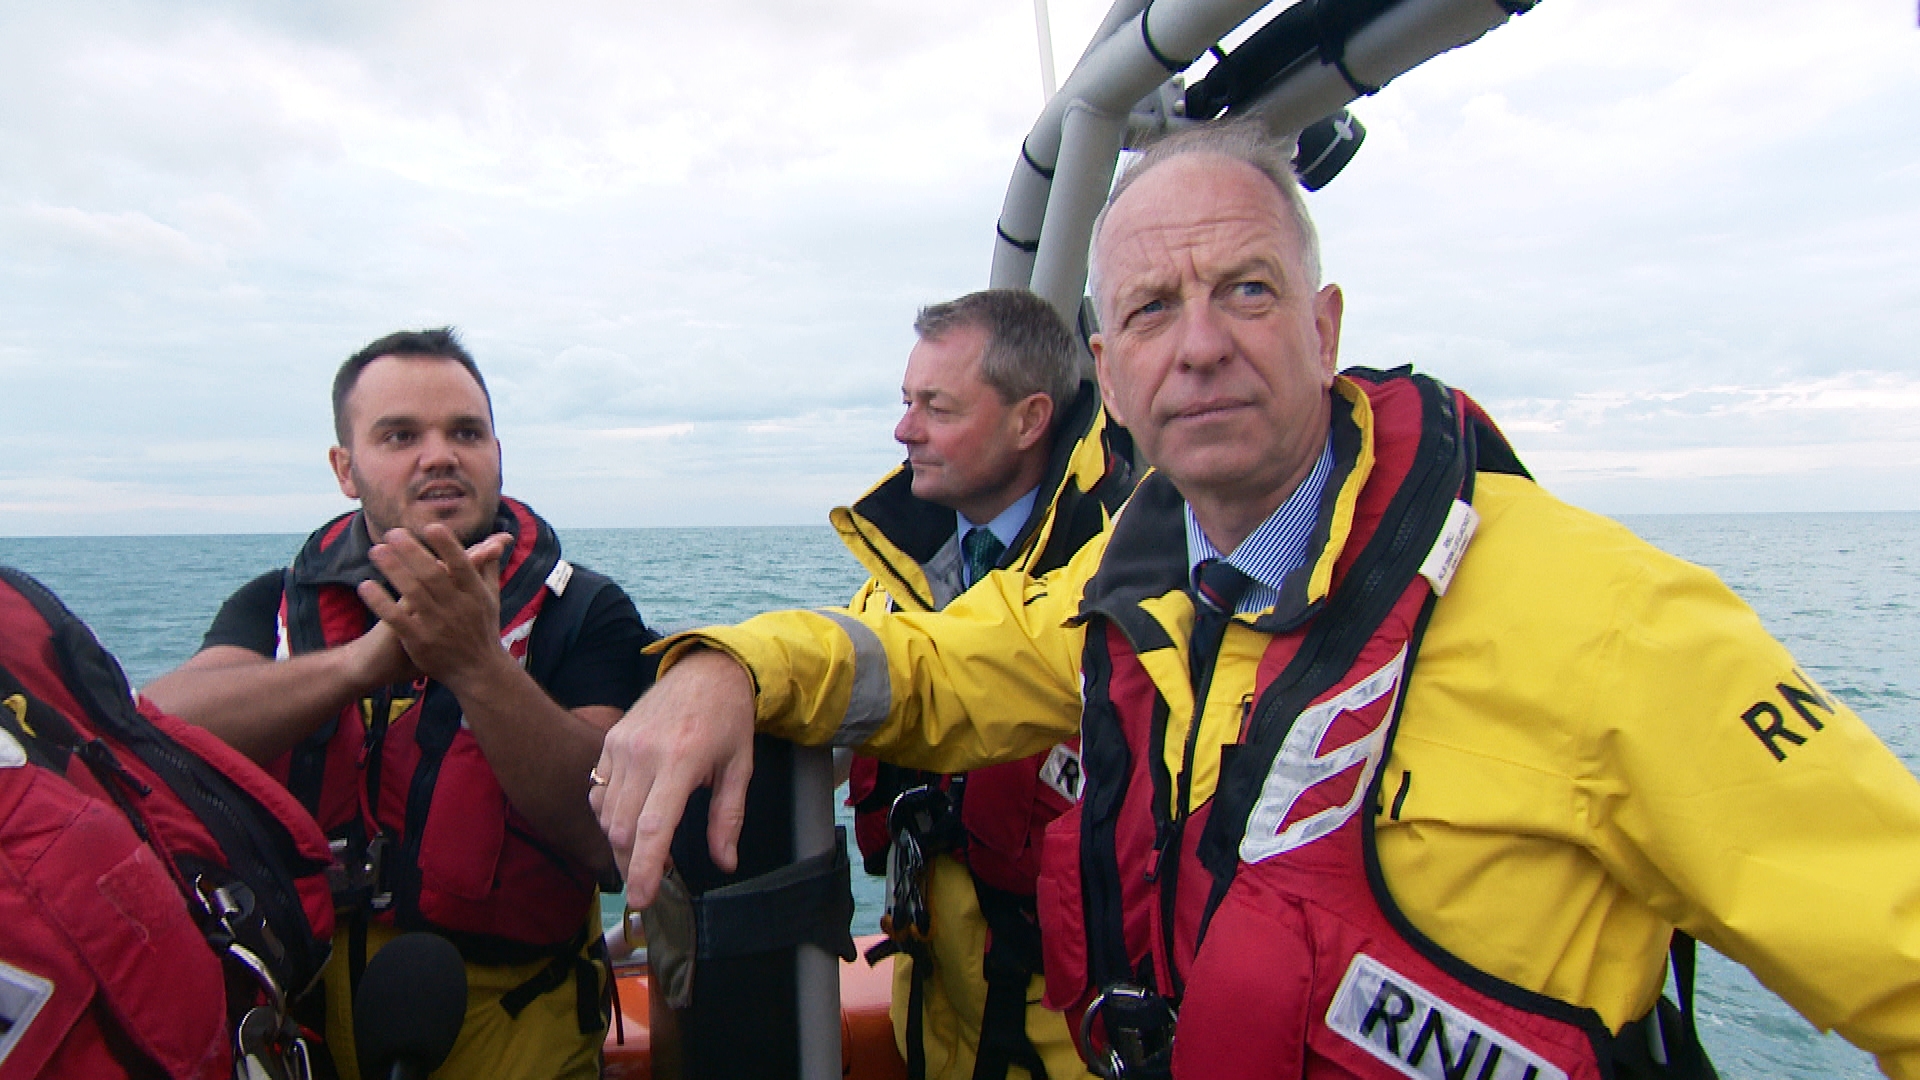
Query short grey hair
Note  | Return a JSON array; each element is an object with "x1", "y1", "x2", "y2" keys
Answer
[
  {"x1": 1088, "y1": 122, "x2": 1323, "y2": 322},
  {"x1": 914, "y1": 289, "x2": 1079, "y2": 426}
]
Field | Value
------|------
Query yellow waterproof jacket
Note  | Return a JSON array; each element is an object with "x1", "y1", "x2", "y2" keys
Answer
[
  {"x1": 834, "y1": 380, "x2": 1132, "y2": 1080},
  {"x1": 673, "y1": 375, "x2": 1920, "y2": 1078}
]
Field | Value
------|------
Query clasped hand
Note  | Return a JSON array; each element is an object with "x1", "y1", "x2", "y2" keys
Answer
[{"x1": 354, "y1": 524, "x2": 514, "y2": 689}]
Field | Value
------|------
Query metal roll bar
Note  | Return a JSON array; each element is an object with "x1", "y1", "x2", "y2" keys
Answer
[{"x1": 992, "y1": 0, "x2": 1537, "y2": 327}]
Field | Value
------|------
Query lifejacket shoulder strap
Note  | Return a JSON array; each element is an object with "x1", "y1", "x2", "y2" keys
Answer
[
  {"x1": 524, "y1": 564, "x2": 616, "y2": 689},
  {"x1": 1194, "y1": 373, "x2": 1475, "y2": 909}
]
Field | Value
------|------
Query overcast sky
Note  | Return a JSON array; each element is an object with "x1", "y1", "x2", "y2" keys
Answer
[{"x1": 1, "y1": 0, "x2": 1915, "y2": 536}]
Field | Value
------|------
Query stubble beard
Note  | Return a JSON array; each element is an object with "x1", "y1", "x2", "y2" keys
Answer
[{"x1": 350, "y1": 464, "x2": 499, "y2": 547}]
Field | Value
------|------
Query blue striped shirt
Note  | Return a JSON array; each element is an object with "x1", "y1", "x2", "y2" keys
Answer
[{"x1": 1185, "y1": 435, "x2": 1335, "y2": 614}]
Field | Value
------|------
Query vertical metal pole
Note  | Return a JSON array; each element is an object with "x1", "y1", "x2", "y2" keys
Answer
[
  {"x1": 1034, "y1": 0, "x2": 1059, "y2": 101},
  {"x1": 792, "y1": 745, "x2": 842, "y2": 1080}
]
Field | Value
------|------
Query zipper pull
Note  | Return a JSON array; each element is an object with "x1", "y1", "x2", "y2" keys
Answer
[{"x1": 1145, "y1": 820, "x2": 1174, "y2": 883}]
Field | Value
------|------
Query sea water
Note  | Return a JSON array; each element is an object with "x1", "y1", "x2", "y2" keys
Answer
[{"x1": 2, "y1": 515, "x2": 1914, "y2": 1078}]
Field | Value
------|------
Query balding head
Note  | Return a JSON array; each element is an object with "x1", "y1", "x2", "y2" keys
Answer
[
  {"x1": 1090, "y1": 123, "x2": 1322, "y2": 327},
  {"x1": 1085, "y1": 126, "x2": 1343, "y2": 555}
]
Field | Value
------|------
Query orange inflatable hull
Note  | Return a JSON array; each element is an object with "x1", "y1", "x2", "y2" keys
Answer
[{"x1": 602, "y1": 934, "x2": 907, "y2": 1079}]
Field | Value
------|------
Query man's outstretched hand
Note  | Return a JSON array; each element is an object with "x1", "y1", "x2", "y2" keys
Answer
[
  {"x1": 358, "y1": 525, "x2": 513, "y2": 687},
  {"x1": 590, "y1": 648, "x2": 757, "y2": 908}
]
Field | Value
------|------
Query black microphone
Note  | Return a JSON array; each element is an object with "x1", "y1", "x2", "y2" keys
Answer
[{"x1": 353, "y1": 932, "x2": 468, "y2": 1080}]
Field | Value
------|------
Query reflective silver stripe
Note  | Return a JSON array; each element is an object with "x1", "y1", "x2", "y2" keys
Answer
[
  {"x1": 0, "y1": 959, "x2": 55, "y2": 1066},
  {"x1": 817, "y1": 610, "x2": 892, "y2": 746}
]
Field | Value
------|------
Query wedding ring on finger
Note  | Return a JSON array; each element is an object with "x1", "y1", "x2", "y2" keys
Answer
[{"x1": 589, "y1": 767, "x2": 609, "y2": 787}]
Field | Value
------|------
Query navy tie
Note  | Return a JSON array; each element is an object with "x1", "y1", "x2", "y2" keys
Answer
[
  {"x1": 1194, "y1": 557, "x2": 1252, "y2": 614},
  {"x1": 1190, "y1": 558, "x2": 1252, "y2": 692},
  {"x1": 963, "y1": 527, "x2": 1006, "y2": 587}
]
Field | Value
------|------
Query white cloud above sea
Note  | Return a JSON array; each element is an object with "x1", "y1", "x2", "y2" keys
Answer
[{"x1": 0, "y1": 0, "x2": 1916, "y2": 536}]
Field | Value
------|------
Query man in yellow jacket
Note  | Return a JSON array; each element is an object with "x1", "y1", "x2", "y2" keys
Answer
[
  {"x1": 593, "y1": 124, "x2": 1920, "y2": 1078},
  {"x1": 838, "y1": 289, "x2": 1131, "y2": 1080}
]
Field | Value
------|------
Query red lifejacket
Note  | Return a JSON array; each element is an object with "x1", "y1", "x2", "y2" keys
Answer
[
  {"x1": 0, "y1": 566, "x2": 333, "y2": 1080},
  {"x1": 1038, "y1": 371, "x2": 1622, "y2": 1079},
  {"x1": 848, "y1": 747, "x2": 1082, "y2": 894},
  {"x1": 274, "y1": 498, "x2": 596, "y2": 956}
]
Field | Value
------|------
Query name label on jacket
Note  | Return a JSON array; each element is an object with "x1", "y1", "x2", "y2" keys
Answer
[
  {"x1": 1039, "y1": 742, "x2": 1083, "y2": 802},
  {"x1": 1327, "y1": 953, "x2": 1566, "y2": 1080}
]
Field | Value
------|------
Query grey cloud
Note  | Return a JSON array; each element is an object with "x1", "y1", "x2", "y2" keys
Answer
[{"x1": 1, "y1": 0, "x2": 1916, "y2": 535}]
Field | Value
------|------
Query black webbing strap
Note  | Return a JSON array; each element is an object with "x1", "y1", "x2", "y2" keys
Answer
[
  {"x1": 971, "y1": 881, "x2": 1050, "y2": 1080},
  {"x1": 1672, "y1": 930, "x2": 1698, "y2": 1018},
  {"x1": 1663, "y1": 932, "x2": 1719, "y2": 1079},
  {"x1": 1604, "y1": 933, "x2": 1720, "y2": 1079},
  {"x1": 904, "y1": 941, "x2": 934, "y2": 1080},
  {"x1": 347, "y1": 913, "x2": 369, "y2": 990},
  {"x1": 498, "y1": 947, "x2": 570, "y2": 1017},
  {"x1": 588, "y1": 931, "x2": 613, "y2": 1038},
  {"x1": 497, "y1": 927, "x2": 606, "y2": 1036},
  {"x1": 693, "y1": 828, "x2": 858, "y2": 963}
]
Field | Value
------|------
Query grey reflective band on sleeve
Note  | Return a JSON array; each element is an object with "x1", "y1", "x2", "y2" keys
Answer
[{"x1": 817, "y1": 610, "x2": 893, "y2": 747}]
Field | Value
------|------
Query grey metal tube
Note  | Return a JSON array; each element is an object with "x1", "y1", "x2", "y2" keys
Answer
[
  {"x1": 995, "y1": 0, "x2": 1529, "y2": 311},
  {"x1": 987, "y1": 0, "x2": 1138, "y2": 292},
  {"x1": 1030, "y1": 102, "x2": 1127, "y2": 320},
  {"x1": 1242, "y1": 0, "x2": 1523, "y2": 139},
  {"x1": 792, "y1": 745, "x2": 842, "y2": 1080},
  {"x1": 991, "y1": 0, "x2": 1269, "y2": 293},
  {"x1": 1072, "y1": 0, "x2": 1148, "y2": 69}
]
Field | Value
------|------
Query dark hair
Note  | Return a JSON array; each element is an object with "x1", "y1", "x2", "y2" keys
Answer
[
  {"x1": 913, "y1": 289, "x2": 1079, "y2": 426},
  {"x1": 331, "y1": 327, "x2": 491, "y2": 445},
  {"x1": 1089, "y1": 121, "x2": 1322, "y2": 321}
]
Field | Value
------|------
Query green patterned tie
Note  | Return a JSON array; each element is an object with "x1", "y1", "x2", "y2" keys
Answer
[{"x1": 963, "y1": 527, "x2": 1006, "y2": 587}]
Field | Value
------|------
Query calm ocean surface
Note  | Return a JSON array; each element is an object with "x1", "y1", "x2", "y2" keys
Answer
[{"x1": 2, "y1": 515, "x2": 1914, "y2": 1078}]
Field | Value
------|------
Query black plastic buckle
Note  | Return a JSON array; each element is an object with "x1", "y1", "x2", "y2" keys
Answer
[
  {"x1": 327, "y1": 833, "x2": 392, "y2": 913},
  {"x1": 1080, "y1": 982, "x2": 1178, "y2": 1080}
]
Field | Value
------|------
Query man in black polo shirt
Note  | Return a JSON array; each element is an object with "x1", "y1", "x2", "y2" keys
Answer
[{"x1": 147, "y1": 327, "x2": 654, "y2": 1080}]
